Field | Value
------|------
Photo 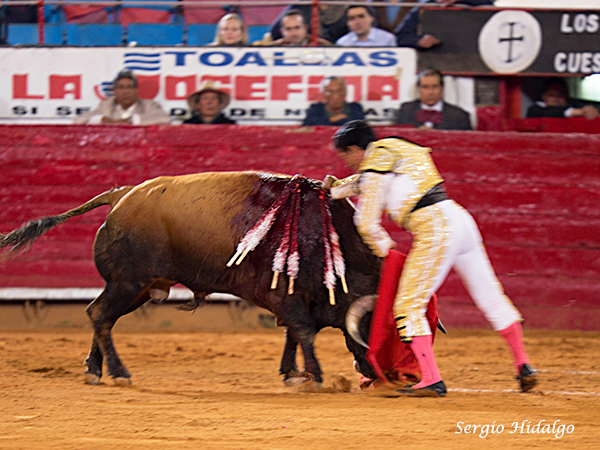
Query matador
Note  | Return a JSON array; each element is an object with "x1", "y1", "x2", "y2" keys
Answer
[{"x1": 327, "y1": 120, "x2": 538, "y2": 397}]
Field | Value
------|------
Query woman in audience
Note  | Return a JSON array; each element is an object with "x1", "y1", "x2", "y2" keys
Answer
[{"x1": 206, "y1": 13, "x2": 248, "y2": 46}]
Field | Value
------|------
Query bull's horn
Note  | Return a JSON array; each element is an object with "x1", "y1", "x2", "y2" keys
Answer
[
  {"x1": 437, "y1": 318, "x2": 448, "y2": 335},
  {"x1": 345, "y1": 295, "x2": 376, "y2": 349}
]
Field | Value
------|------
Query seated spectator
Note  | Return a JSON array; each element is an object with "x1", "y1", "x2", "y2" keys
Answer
[
  {"x1": 257, "y1": 9, "x2": 333, "y2": 46},
  {"x1": 303, "y1": 76, "x2": 365, "y2": 126},
  {"x1": 395, "y1": 0, "x2": 492, "y2": 49},
  {"x1": 184, "y1": 81, "x2": 236, "y2": 125},
  {"x1": 74, "y1": 70, "x2": 170, "y2": 125},
  {"x1": 336, "y1": 5, "x2": 396, "y2": 47},
  {"x1": 206, "y1": 13, "x2": 249, "y2": 47},
  {"x1": 268, "y1": 3, "x2": 349, "y2": 45},
  {"x1": 394, "y1": 68, "x2": 472, "y2": 130},
  {"x1": 526, "y1": 78, "x2": 600, "y2": 120}
]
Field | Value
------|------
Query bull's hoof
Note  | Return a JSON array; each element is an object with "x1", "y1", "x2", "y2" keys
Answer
[
  {"x1": 284, "y1": 376, "x2": 310, "y2": 387},
  {"x1": 84, "y1": 372, "x2": 101, "y2": 385},
  {"x1": 113, "y1": 377, "x2": 133, "y2": 386}
]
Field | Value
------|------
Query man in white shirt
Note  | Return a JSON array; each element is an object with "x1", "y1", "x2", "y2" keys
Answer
[
  {"x1": 336, "y1": 5, "x2": 396, "y2": 47},
  {"x1": 74, "y1": 70, "x2": 171, "y2": 125}
]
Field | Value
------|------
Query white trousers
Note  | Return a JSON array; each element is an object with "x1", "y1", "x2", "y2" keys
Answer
[{"x1": 393, "y1": 200, "x2": 522, "y2": 337}]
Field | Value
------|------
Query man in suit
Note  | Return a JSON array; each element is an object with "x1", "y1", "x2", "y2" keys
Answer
[{"x1": 394, "y1": 69, "x2": 472, "y2": 130}]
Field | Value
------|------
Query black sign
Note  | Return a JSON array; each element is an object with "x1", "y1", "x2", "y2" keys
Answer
[{"x1": 419, "y1": 8, "x2": 600, "y2": 75}]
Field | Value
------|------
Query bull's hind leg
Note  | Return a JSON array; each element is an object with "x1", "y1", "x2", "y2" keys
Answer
[{"x1": 85, "y1": 282, "x2": 149, "y2": 385}]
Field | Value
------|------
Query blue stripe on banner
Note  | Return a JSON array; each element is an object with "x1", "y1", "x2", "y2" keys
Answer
[
  {"x1": 123, "y1": 59, "x2": 161, "y2": 65},
  {"x1": 124, "y1": 66, "x2": 160, "y2": 71},
  {"x1": 124, "y1": 52, "x2": 161, "y2": 58}
]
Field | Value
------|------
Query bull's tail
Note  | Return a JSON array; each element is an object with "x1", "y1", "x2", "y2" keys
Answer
[{"x1": 0, "y1": 185, "x2": 135, "y2": 254}]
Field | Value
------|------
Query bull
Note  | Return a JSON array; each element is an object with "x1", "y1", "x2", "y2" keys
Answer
[{"x1": 0, "y1": 171, "x2": 380, "y2": 386}]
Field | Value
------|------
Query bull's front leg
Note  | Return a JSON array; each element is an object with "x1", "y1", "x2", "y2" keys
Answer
[
  {"x1": 279, "y1": 327, "x2": 299, "y2": 382},
  {"x1": 290, "y1": 325, "x2": 322, "y2": 384},
  {"x1": 277, "y1": 296, "x2": 322, "y2": 384}
]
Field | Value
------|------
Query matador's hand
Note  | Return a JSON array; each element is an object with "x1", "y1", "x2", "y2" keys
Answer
[{"x1": 322, "y1": 175, "x2": 338, "y2": 191}]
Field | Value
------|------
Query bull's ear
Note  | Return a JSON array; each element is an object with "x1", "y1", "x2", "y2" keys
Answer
[{"x1": 345, "y1": 295, "x2": 376, "y2": 348}]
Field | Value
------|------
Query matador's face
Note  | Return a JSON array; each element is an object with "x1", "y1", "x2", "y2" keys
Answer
[{"x1": 336, "y1": 145, "x2": 365, "y2": 172}]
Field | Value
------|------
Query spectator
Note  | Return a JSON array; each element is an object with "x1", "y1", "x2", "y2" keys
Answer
[
  {"x1": 395, "y1": 0, "x2": 492, "y2": 49},
  {"x1": 394, "y1": 68, "x2": 472, "y2": 130},
  {"x1": 336, "y1": 5, "x2": 396, "y2": 47},
  {"x1": 526, "y1": 78, "x2": 600, "y2": 120},
  {"x1": 206, "y1": 13, "x2": 249, "y2": 47},
  {"x1": 268, "y1": 3, "x2": 349, "y2": 45},
  {"x1": 184, "y1": 81, "x2": 236, "y2": 125},
  {"x1": 257, "y1": 9, "x2": 333, "y2": 46},
  {"x1": 303, "y1": 76, "x2": 365, "y2": 126},
  {"x1": 74, "y1": 70, "x2": 170, "y2": 125}
]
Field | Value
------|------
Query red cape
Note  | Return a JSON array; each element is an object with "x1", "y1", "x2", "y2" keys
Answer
[{"x1": 365, "y1": 250, "x2": 439, "y2": 386}]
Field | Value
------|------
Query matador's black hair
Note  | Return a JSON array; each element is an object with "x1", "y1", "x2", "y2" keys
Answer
[{"x1": 332, "y1": 120, "x2": 376, "y2": 152}]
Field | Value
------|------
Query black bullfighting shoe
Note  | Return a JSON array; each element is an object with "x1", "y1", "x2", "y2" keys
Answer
[
  {"x1": 517, "y1": 363, "x2": 538, "y2": 393},
  {"x1": 397, "y1": 380, "x2": 447, "y2": 397}
]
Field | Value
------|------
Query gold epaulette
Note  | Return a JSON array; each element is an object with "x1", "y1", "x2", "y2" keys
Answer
[{"x1": 358, "y1": 142, "x2": 396, "y2": 173}]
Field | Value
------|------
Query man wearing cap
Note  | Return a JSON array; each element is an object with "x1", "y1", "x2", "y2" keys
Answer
[
  {"x1": 184, "y1": 81, "x2": 236, "y2": 125},
  {"x1": 74, "y1": 70, "x2": 170, "y2": 125}
]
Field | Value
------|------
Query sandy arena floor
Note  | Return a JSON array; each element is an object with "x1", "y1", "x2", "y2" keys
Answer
[{"x1": 0, "y1": 327, "x2": 599, "y2": 450}]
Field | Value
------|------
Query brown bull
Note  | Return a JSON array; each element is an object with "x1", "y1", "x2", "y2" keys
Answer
[{"x1": 1, "y1": 171, "x2": 380, "y2": 385}]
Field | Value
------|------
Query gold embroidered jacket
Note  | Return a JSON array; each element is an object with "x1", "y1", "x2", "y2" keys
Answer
[{"x1": 332, "y1": 137, "x2": 444, "y2": 257}]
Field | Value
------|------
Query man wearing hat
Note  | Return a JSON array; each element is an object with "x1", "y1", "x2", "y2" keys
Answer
[
  {"x1": 74, "y1": 70, "x2": 170, "y2": 125},
  {"x1": 184, "y1": 81, "x2": 236, "y2": 125}
]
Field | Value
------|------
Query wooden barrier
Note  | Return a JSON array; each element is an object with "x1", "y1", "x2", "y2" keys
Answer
[{"x1": 1, "y1": 124, "x2": 599, "y2": 330}]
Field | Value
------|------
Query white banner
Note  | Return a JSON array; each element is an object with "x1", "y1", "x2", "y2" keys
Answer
[{"x1": 0, "y1": 46, "x2": 417, "y2": 124}]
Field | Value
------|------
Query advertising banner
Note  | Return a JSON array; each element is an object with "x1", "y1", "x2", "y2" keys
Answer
[
  {"x1": 0, "y1": 46, "x2": 417, "y2": 124},
  {"x1": 419, "y1": 8, "x2": 600, "y2": 75}
]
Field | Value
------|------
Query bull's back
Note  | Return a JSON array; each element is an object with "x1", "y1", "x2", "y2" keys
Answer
[{"x1": 106, "y1": 171, "x2": 267, "y2": 267}]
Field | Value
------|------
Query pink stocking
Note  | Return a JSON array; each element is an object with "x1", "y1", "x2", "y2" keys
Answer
[
  {"x1": 499, "y1": 321, "x2": 530, "y2": 372},
  {"x1": 409, "y1": 335, "x2": 442, "y2": 388}
]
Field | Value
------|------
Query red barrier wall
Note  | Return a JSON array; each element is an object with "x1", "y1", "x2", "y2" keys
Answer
[{"x1": 1, "y1": 125, "x2": 599, "y2": 330}]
